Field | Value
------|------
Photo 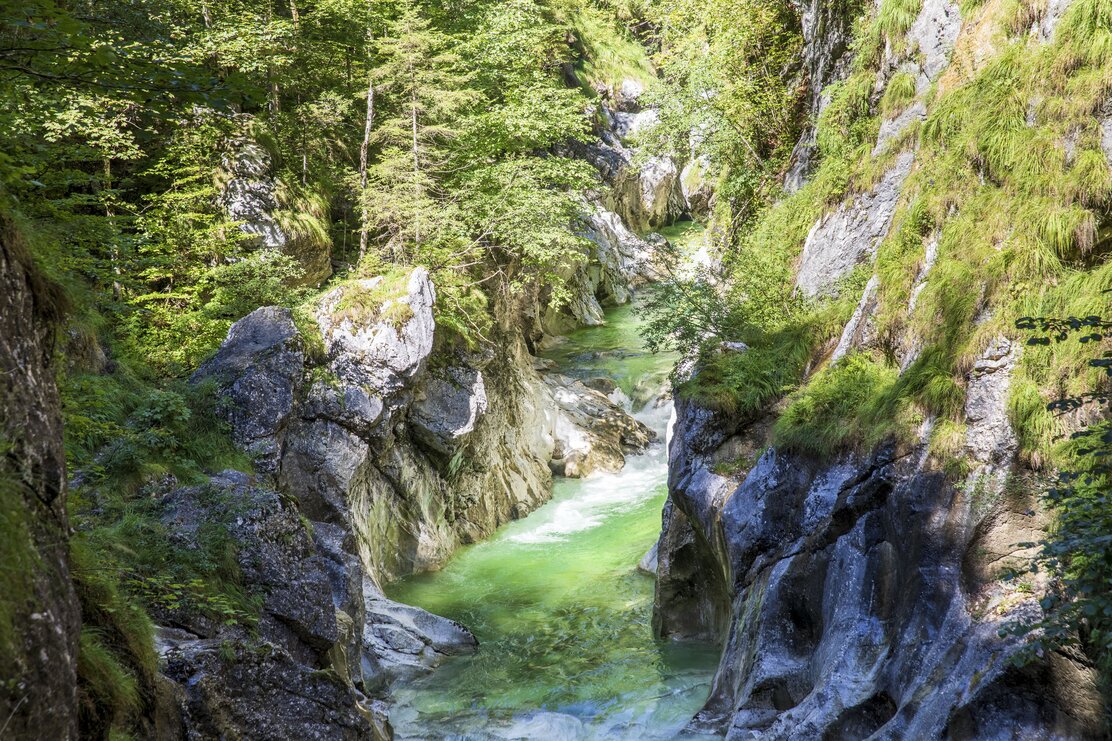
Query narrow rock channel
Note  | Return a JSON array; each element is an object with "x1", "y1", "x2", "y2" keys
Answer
[{"x1": 386, "y1": 297, "x2": 719, "y2": 740}]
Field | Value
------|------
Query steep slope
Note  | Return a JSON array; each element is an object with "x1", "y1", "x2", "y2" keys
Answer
[{"x1": 651, "y1": 0, "x2": 1111, "y2": 737}]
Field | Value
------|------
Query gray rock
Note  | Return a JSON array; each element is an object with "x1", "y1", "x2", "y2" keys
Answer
[
  {"x1": 193, "y1": 306, "x2": 304, "y2": 473},
  {"x1": 160, "y1": 472, "x2": 338, "y2": 657},
  {"x1": 221, "y1": 139, "x2": 331, "y2": 286},
  {"x1": 317, "y1": 268, "x2": 436, "y2": 409},
  {"x1": 164, "y1": 640, "x2": 380, "y2": 741},
  {"x1": 410, "y1": 365, "x2": 489, "y2": 455},
  {"x1": 783, "y1": 0, "x2": 858, "y2": 190},
  {"x1": 280, "y1": 418, "x2": 370, "y2": 524},
  {"x1": 543, "y1": 372, "x2": 655, "y2": 478},
  {"x1": 610, "y1": 108, "x2": 660, "y2": 140},
  {"x1": 681, "y1": 156, "x2": 715, "y2": 216},
  {"x1": 795, "y1": 151, "x2": 915, "y2": 297},
  {"x1": 222, "y1": 141, "x2": 288, "y2": 251},
  {"x1": 831, "y1": 274, "x2": 880, "y2": 362},
  {"x1": 964, "y1": 336, "x2": 1019, "y2": 468},
  {"x1": 362, "y1": 584, "x2": 478, "y2": 682},
  {"x1": 908, "y1": 0, "x2": 962, "y2": 82},
  {"x1": 653, "y1": 389, "x2": 1102, "y2": 739},
  {"x1": 637, "y1": 541, "x2": 659, "y2": 575},
  {"x1": 1037, "y1": 0, "x2": 1075, "y2": 40},
  {"x1": 0, "y1": 215, "x2": 80, "y2": 740},
  {"x1": 874, "y1": 99, "x2": 926, "y2": 153}
]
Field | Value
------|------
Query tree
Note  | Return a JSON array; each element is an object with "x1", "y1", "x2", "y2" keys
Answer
[
  {"x1": 366, "y1": 0, "x2": 475, "y2": 259},
  {"x1": 1010, "y1": 314, "x2": 1112, "y2": 688}
]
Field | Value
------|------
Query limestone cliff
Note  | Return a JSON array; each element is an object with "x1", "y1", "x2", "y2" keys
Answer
[
  {"x1": 157, "y1": 264, "x2": 653, "y2": 738},
  {"x1": 651, "y1": 0, "x2": 1110, "y2": 737}
]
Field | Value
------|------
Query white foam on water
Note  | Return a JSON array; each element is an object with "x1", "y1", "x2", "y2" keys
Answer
[{"x1": 508, "y1": 400, "x2": 673, "y2": 544}]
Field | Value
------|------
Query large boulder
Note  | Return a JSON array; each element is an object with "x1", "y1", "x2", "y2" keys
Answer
[
  {"x1": 543, "y1": 373, "x2": 655, "y2": 478},
  {"x1": 159, "y1": 471, "x2": 338, "y2": 658},
  {"x1": 163, "y1": 640, "x2": 381, "y2": 741},
  {"x1": 362, "y1": 584, "x2": 478, "y2": 683},
  {"x1": 193, "y1": 306, "x2": 304, "y2": 473}
]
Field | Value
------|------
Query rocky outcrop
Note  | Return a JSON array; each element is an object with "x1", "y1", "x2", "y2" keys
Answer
[
  {"x1": 654, "y1": 388, "x2": 1104, "y2": 738},
  {"x1": 222, "y1": 137, "x2": 332, "y2": 286},
  {"x1": 650, "y1": 3, "x2": 1107, "y2": 735},
  {"x1": 174, "y1": 264, "x2": 654, "y2": 735},
  {"x1": 193, "y1": 306, "x2": 304, "y2": 473},
  {"x1": 541, "y1": 205, "x2": 662, "y2": 333},
  {"x1": 562, "y1": 81, "x2": 687, "y2": 234},
  {"x1": 544, "y1": 373, "x2": 655, "y2": 477},
  {"x1": 0, "y1": 215, "x2": 80, "y2": 739},
  {"x1": 783, "y1": 0, "x2": 859, "y2": 191},
  {"x1": 795, "y1": 150, "x2": 915, "y2": 297}
]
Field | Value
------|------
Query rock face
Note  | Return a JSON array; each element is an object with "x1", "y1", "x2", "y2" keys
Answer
[
  {"x1": 172, "y1": 263, "x2": 654, "y2": 736},
  {"x1": 541, "y1": 205, "x2": 662, "y2": 333},
  {"x1": 561, "y1": 81, "x2": 687, "y2": 234},
  {"x1": 654, "y1": 391, "x2": 1104, "y2": 739},
  {"x1": 0, "y1": 215, "x2": 80, "y2": 738},
  {"x1": 222, "y1": 137, "x2": 332, "y2": 286},
  {"x1": 650, "y1": 3, "x2": 1107, "y2": 737},
  {"x1": 193, "y1": 306, "x2": 304, "y2": 473},
  {"x1": 795, "y1": 150, "x2": 915, "y2": 297},
  {"x1": 783, "y1": 0, "x2": 858, "y2": 191}
]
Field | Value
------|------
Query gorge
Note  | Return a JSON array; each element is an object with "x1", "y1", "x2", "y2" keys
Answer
[{"x1": 2, "y1": 0, "x2": 1112, "y2": 739}]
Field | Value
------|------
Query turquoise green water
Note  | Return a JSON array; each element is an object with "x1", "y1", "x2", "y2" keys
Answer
[{"x1": 386, "y1": 295, "x2": 719, "y2": 740}]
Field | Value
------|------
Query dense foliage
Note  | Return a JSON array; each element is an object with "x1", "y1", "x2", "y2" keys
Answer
[
  {"x1": 1009, "y1": 315, "x2": 1112, "y2": 686},
  {"x1": 1, "y1": 0, "x2": 651, "y2": 734}
]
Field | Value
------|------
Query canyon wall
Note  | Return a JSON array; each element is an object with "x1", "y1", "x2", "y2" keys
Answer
[{"x1": 652, "y1": 0, "x2": 1110, "y2": 737}]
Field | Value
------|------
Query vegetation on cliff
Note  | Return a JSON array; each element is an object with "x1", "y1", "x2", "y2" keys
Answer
[{"x1": 1, "y1": 0, "x2": 656, "y2": 735}]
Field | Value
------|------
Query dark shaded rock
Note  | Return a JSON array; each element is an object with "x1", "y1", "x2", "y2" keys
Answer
[
  {"x1": 0, "y1": 214, "x2": 80, "y2": 739},
  {"x1": 160, "y1": 471, "x2": 337, "y2": 657},
  {"x1": 163, "y1": 640, "x2": 379, "y2": 741},
  {"x1": 410, "y1": 364, "x2": 488, "y2": 456},
  {"x1": 193, "y1": 306, "x2": 304, "y2": 474},
  {"x1": 654, "y1": 387, "x2": 1106, "y2": 739}
]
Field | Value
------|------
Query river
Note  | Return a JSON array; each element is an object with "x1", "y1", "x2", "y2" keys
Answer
[{"x1": 385, "y1": 288, "x2": 719, "y2": 740}]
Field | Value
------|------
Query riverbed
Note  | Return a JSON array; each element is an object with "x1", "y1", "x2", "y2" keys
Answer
[{"x1": 386, "y1": 292, "x2": 718, "y2": 740}]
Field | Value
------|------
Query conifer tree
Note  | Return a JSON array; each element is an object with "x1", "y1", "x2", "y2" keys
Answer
[{"x1": 366, "y1": 0, "x2": 475, "y2": 260}]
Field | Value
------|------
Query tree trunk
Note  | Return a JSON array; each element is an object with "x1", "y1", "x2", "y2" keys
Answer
[
  {"x1": 411, "y1": 90, "x2": 420, "y2": 248},
  {"x1": 358, "y1": 71, "x2": 375, "y2": 261}
]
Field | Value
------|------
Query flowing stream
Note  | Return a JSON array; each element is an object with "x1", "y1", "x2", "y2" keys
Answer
[{"x1": 386, "y1": 288, "x2": 719, "y2": 740}]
